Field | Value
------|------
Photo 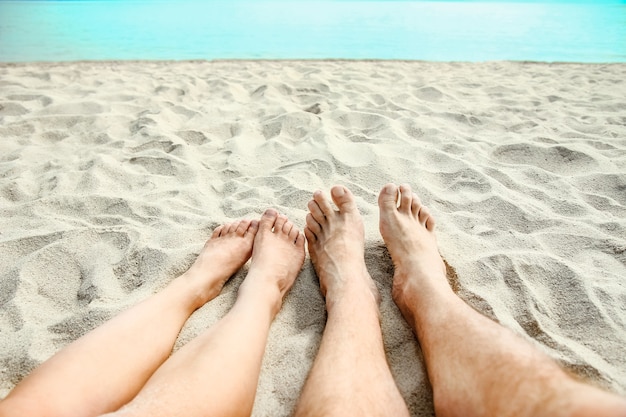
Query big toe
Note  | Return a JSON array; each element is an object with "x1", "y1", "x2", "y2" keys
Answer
[
  {"x1": 378, "y1": 183, "x2": 399, "y2": 211},
  {"x1": 330, "y1": 185, "x2": 357, "y2": 213},
  {"x1": 259, "y1": 209, "x2": 278, "y2": 231}
]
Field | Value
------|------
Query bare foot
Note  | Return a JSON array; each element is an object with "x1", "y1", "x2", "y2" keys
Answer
[
  {"x1": 181, "y1": 219, "x2": 259, "y2": 308},
  {"x1": 377, "y1": 183, "x2": 451, "y2": 318},
  {"x1": 304, "y1": 185, "x2": 378, "y2": 309},
  {"x1": 238, "y1": 209, "x2": 306, "y2": 317}
]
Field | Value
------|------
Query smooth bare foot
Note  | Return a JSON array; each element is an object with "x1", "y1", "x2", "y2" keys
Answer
[
  {"x1": 238, "y1": 209, "x2": 306, "y2": 317},
  {"x1": 180, "y1": 219, "x2": 259, "y2": 309},
  {"x1": 378, "y1": 183, "x2": 451, "y2": 319},
  {"x1": 304, "y1": 185, "x2": 378, "y2": 309}
]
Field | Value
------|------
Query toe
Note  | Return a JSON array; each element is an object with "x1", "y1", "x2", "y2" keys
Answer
[
  {"x1": 304, "y1": 226, "x2": 317, "y2": 243},
  {"x1": 224, "y1": 221, "x2": 238, "y2": 235},
  {"x1": 212, "y1": 225, "x2": 224, "y2": 238},
  {"x1": 308, "y1": 199, "x2": 326, "y2": 224},
  {"x1": 295, "y1": 233, "x2": 306, "y2": 249},
  {"x1": 305, "y1": 213, "x2": 322, "y2": 235},
  {"x1": 282, "y1": 220, "x2": 294, "y2": 235},
  {"x1": 330, "y1": 185, "x2": 357, "y2": 213},
  {"x1": 399, "y1": 184, "x2": 412, "y2": 213},
  {"x1": 418, "y1": 205, "x2": 436, "y2": 230},
  {"x1": 260, "y1": 209, "x2": 278, "y2": 231},
  {"x1": 418, "y1": 205, "x2": 430, "y2": 225},
  {"x1": 426, "y1": 216, "x2": 436, "y2": 231},
  {"x1": 410, "y1": 192, "x2": 422, "y2": 218},
  {"x1": 274, "y1": 214, "x2": 288, "y2": 233},
  {"x1": 313, "y1": 190, "x2": 335, "y2": 217},
  {"x1": 246, "y1": 220, "x2": 260, "y2": 237},
  {"x1": 288, "y1": 227, "x2": 300, "y2": 242},
  {"x1": 235, "y1": 219, "x2": 251, "y2": 236},
  {"x1": 378, "y1": 183, "x2": 399, "y2": 210}
]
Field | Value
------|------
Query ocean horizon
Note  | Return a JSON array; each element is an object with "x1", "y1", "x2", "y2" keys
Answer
[{"x1": 1, "y1": 0, "x2": 625, "y2": 62}]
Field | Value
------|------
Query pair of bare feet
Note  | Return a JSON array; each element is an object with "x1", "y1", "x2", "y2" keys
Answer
[
  {"x1": 187, "y1": 183, "x2": 441, "y2": 323},
  {"x1": 6, "y1": 183, "x2": 625, "y2": 417},
  {"x1": 182, "y1": 208, "x2": 306, "y2": 319}
]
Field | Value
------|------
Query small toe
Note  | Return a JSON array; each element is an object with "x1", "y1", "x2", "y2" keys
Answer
[
  {"x1": 410, "y1": 192, "x2": 422, "y2": 217},
  {"x1": 313, "y1": 190, "x2": 335, "y2": 217},
  {"x1": 418, "y1": 205, "x2": 430, "y2": 225},
  {"x1": 425, "y1": 216, "x2": 436, "y2": 231},
  {"x1": 235, "y1": 219, "x2": 251, "y2": 236},
  {"x1": 212, "y1": 225, "x2": 224, "y2": 238},
  {"x1": 399, "y1": 184, "x2": 412, "y2": 213},
  {"x1": 295, "y1": 233, "x2": 306, "y2": 248},
  {"x1": 288, "y1": 227, "x2": 300, "y2": 242},
  {"x1": 308, "y1": 199, "x2": 326, "y2": 223},
  {"x1": 282, "y1": 220, "x2": 294, "y2": 235},
  {"x1": 246, "y1": 220, "x2": 260, "y2": 236},
  {"x1": 305, "y1": 213, "x2": 322, "y2": 235},
  {"x1": 224, "y1": 221, "x2": 239, "y2": 234},
  {"x1": 304, "y1": 226, "x2": 317, "y2": 243},
  {"x1": 274, "y1": 214, "x2": 288, "y2": 233}
]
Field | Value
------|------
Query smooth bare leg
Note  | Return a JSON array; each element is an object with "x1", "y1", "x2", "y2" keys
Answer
[
  {"x1": 295, "y1": 185, "x2": 410, "y2": 417},
  {"x1": 0, "y1": 220, "x2": 260, "y2": 417},
  {"x1": 378, "y1": 183, "x2": 626, "y2": 417},
  {"x1": 108, "y1": 209, "x2": 305, "y2": 417}
]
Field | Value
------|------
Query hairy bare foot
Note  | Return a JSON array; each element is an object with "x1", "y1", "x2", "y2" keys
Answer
[
  {"x1": 304, "y1": 185, "x2": 378, "y2": 309},
  {"x1": 238, "y1": 209, "x2": 306, "y2": 316},
  {"x1": 378, "y1": 183, "x2": 451, "y2": 318},
  {"x1": 181, "y1": 219, "x2": 259, "y2": 308}
]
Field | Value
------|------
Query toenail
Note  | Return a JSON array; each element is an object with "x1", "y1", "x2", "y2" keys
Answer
[
  {"x1": 384, "y1": 184, "x2": 395, "y2": 193},
  {"x1": 334, "y1": 186, "x2": 345, "y2": 196}
]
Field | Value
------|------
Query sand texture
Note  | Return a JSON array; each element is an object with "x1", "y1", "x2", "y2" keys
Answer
[{"x1": 1, "y1": 61, "x2": 625, "y2": 415}]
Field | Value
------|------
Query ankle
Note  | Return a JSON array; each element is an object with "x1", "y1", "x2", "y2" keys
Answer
[
  {"x1": 392, "y1": 264, "x2": 451, "y2": 296},
  {"x1": 392, "y1": 270, "x2": 455, "y2": 319},
  {"x1": 326, "y1": 284, "x2": 380, "y2": 315},
  {"x1": 237, "y1": 275, "x2": 284, "y2": 318},
  {"x1": 174, "y1": 271, "x2": 222, "y2": 310}
]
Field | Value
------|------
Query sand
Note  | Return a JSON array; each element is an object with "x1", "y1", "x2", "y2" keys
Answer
[{"x1": 0, "y1": 60, "x2": 625, "y2": 415}]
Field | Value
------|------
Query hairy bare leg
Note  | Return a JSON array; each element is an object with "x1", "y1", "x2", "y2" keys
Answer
[
  {"x1": 0, "y1": 220, "x2": 259, "y2": 417},
  {"x1": 378, "y1": 183, "x2": 626, "y2": 417},
  {"x1": 108, "y1": 209, "x2": 305, "y2": 417},
  {"x1": 295, "y1": 185, "x2": 410, "y2": 417}
]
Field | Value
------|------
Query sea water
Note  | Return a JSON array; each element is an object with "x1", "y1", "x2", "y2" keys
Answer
[{"x1": 0, "y1": 0, "x2": 625, "y2": 62}]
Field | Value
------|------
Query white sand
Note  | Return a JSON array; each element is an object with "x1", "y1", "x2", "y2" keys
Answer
[{"x1": 0, "y1": 60, "x2": 625, "y2": 415}]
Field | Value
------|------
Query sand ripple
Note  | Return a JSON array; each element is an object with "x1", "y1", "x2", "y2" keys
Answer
[{"x1": 0, "y1": 61, "x2": 625, "y2": 415}]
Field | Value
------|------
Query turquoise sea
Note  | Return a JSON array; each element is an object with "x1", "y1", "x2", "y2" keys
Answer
[{"x1": 0, "y1": 0, "x2": 625, "y2": 62}]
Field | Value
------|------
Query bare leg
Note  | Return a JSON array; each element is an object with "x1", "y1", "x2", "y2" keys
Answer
[
  {"x1": 295, "y1": 186, "x2": 410, "y2": 417},
  {"x1": 0, "y1": 220, "x2": 259, "y2": 417},
  {"x1": 378, "y1": 183, "x2": 626, "y2": 417},
  {"x1": 108, "y1": 209, "x2": 305, "y2": 417}
]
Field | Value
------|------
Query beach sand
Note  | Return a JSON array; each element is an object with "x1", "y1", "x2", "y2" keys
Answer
[{"x1": 0, "y1": 60, "x2": 625, "y2": 415}]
